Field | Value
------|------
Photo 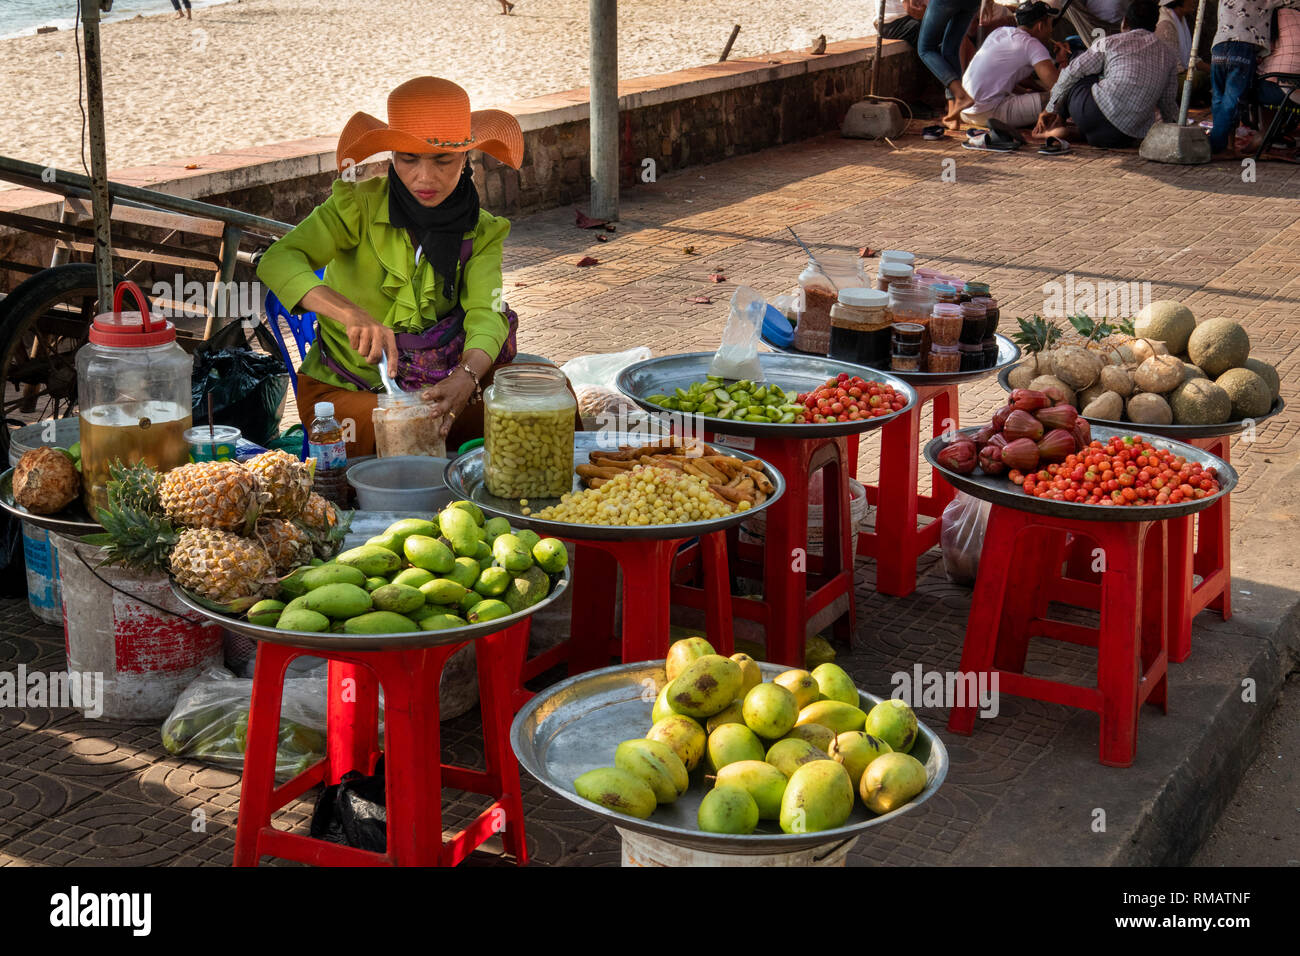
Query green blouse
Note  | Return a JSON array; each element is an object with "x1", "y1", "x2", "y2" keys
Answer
[{"x1": 256, "y1": 175, "x2": 512, "y2": 391}]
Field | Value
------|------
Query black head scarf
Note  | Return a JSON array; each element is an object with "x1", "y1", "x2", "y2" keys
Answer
[{"x1": 387, "y1": 161, "x2": 480, "y2": 301}]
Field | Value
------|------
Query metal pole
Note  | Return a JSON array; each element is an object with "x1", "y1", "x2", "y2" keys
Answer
[
  {"x1": 589, "y1": 0, "x2": 619, "y2": 221},
  {"x1": 1178, "y1": 0, "x2": 1208, "y2": 125},
  {"x1": 80, "y1": 0, "x2": 115, "y2": 312},
  {"x1": 872, "y1": 0, "x2": 886, "y2": 96},
  {"x1": 720, "y1": 25, "x2": 741, "y2": 62}
]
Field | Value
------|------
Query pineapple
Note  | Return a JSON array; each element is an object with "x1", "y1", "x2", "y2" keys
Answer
[
  {"x1": 256, "y1": 517, "x2": 314, "y2": 574},
  {"x1": 104, "y1": 460, "x2": 161, "y2": 515},
  {"x1": 159, "y1": 460, "x2": 266, "y2": 533},
  {"x1": 169, "y1": 528, "x2": 278, "y2": 606},
  {"x1": 295, "y1": 492, "x2": 351, "y2": 559},
  {"x1": 245, "y1": 450, "x2": 313, "y2": 518}
]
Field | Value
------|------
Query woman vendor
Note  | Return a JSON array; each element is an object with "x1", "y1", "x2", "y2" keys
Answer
[{"x1": 257, "y1": 76, "x2": 530, "y2": 456}]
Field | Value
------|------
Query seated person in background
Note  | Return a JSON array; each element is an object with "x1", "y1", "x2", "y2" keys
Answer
[
  {"x1": 1036, "y1": 0, "x2": 1180, "y2": 146},
  {"x1": 960, "y1": 1, "x2": 1068, "y2": 127},
  {"x1": 880, "y1": 0, "x2": 931, "y2": 47},
  {"x1": 1255, "y1": 5, "x2": 1300, "y2": 141},
  {"x1": 961, "y1": 0, "x2": 1020, "y2": 70},
  {"x1": 1051, "y1": 0, "x2": 1125, "y2": 46},
  {"x1": 1157, "y1": 0, "x2": 1211, "y2": 99},
  {"x1": 1210, "y1": 0, "x2": 1300, "y2": 156}
]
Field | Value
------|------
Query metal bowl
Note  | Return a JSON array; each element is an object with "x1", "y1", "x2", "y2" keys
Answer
[
  {"x1": 511, "y1": 660, "x2": 948, "y2": 854},
  {"x1": 996, "y1": 363, "x2": 1286, "y2": 440},
  {"x1": 617, "y1": 352, "x2": 918, "y2": 439},
  {"x1": 0, "y1": 468, "x2": 103, "y2": 535},
  {"x1": 923, "y1": 424, "x2": 1238, "y2": 522},
  {"x1": 763, "y1": 333, "x2": 1021, "y2": 388},
  {"x1": 443, "y1": 432, "x2": 786, "y2": 542}
]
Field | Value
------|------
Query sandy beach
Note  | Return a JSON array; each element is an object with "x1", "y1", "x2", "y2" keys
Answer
[{"x1": 0, "y1": 0, "x2": 880, "y2": 173}]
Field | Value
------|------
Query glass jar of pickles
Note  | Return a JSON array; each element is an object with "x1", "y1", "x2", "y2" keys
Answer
[
  {"x1": 829, "y1": 287, "x2": 892, "y2": 368},
  {"x1": 483, "y1": 364, "x2": 576, "y2": 500},
  {"x1": 930, "y1": 303, "x2": 963, "y2": 347}
]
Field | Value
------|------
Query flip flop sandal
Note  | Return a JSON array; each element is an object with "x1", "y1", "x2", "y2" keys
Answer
[
  {"x1": 922, "y1": 125, "x2": 946, "y2": 140},
  {"x1": 962, "y1": 130, "x2": 1019, "y2": 152},
  {"x1": 988, "y1": 118, "x2": 1027, "y2": 145},
  {"x1": 965, "y1": 127, "x2": 989, "y2": 138},
  {"x1": 1038, "y1": 136, "x2": 1071, "y2": 155}
]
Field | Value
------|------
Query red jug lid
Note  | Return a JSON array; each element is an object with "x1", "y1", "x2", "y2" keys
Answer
[{"x1": 88, "y1": 281, "x2": 177, "y2": 347}]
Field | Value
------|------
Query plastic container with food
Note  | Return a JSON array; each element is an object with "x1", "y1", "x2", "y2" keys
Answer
[{"x1": 371, "y1": 392, "x2": 446, "y2": 459}]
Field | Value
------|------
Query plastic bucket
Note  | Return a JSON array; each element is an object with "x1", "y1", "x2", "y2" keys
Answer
[
  {"x1": 738, "y1": 478, "x2": 869, "y2": 556},
  {"x1": 346, "y1": 455, "x2": 452, "y2": 512},
  {"x1": 617, "y1": 829, "x2": 857, "y2": 867},
  {"x1": 8, "y1": 418, "x2": 80, "y2": 624},
  {"x1": 50, "y1": 533, "x2": 224, "y2": 722}
]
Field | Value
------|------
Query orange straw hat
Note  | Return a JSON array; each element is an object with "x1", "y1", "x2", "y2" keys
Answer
[{"x1": 336, "y1": 76, "x2": 524, "y2": 171}]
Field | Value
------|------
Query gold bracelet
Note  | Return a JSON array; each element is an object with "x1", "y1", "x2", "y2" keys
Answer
[{"x1": 456, "y1": 362, "x2": 483, "y2": 404}]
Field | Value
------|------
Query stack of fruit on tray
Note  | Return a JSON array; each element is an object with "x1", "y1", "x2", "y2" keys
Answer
[
  {"x1": 573, "y1": 638, "x2": 929, "y2": 835},
  {"x1": 937, "y1": 387, "x2": 1090, "y2": 481},
  {"x1": 645, "y1": 377, "x2": 804, "y2": 423},
  {"x1": 249, "y1": 505, "x2": 568, "y2": 634},
  {"x1": 93, "y1": 451, "x2": 348, "y2": 609},
  {"x1": 1009, "y1": 303, "x2": 1279, "y2": 427},
  {"x1": 576, "y1": 441, "x2": 775, "y2": 508},
  {"x1": 793, "y1": 373, "x2": 908, "y2": 424},
  {"x1": 11, "y1": 444, "x2": 82, "y2": 515}
]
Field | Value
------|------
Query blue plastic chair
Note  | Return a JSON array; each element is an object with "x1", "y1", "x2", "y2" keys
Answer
[{"x1": 263, "y1": 270, "x2": 322, "y2": 460}]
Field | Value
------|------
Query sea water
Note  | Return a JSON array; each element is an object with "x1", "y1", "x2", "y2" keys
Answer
[{"x1": 0, "y1": 0, "x2": 235, "y2": 40}]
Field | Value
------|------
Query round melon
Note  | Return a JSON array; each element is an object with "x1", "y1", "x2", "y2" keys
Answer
[
  {"x1": 1168, "y1": 379, "x2": 1231, "y2": 426},
  {"x1": 1215, "y1": 368, "x2": 1272, "y2": 419},
  {"x1": 1187, "y1": 318, "x2": 1250, "y2": 378},
  {"x1": 1242, "y1": 358, "x2": 1279, "y2": 403},
  {"x1": 1134, "y1": 301, "x2": 1196, "y2": 354}
]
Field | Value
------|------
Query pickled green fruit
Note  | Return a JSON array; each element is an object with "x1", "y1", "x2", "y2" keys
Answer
[
  {"x1": 731, "y1": 653, "x2": 762, "y2": 694},
  {"x1": 811, "y1": 663, "x2": 858, "y2": 706},
  {"x1": 665, "y1": 637, "x2": 714, "y2": 681},
  {"x1": 277, "y1": 608, "x2": 330, "y2": 633},
  {"x1": 336, "y1": 545, "x2": 402, "y2": 577},
  {"x1": 447, "y1": 500, "x2": 485, "y2": 526},
  {"x1": 864, "y1": 699, "x2": 919, "y2": 754},
  {"x1": 774, "y1": 669, "x2": 823, "y2": 710},
  {"x1": 615, "y1": 739, "x2": 685, "y2": 803},
  {"x1": 782, "y1": 723, "x2": 836, "y2": 754},
  {"x1": 363, "y1": 576, "x2": 389, "y2": 593},
  {"x1": 491, "y1": 534, "x2": 533, "y2": 573},
  {"x1": 467, "y1": 599, "x2": 510, "y2": 623},
  {"x1": 714, "y1": 760, "x2": 787, "y2": 820},
  {"x1": 698, "y1": 786, "x2": 759, "y2": 834},
  {"x1": 302, "y1": 564, "x2": 366, "y2": 591},
  {"x1": 515, "y1": 528, "x2": 542, "y2": 553},
  {"x1": 438, "y1": 508, "x2": 480, "y2": 557},
  {"x1": 860, "y1": 752, "x2": 927, "y2": 814},
  {"x1": 532, "y1": 537, "x2": 568, "y2": 573},
  {"x1": 391, "y1": 567, "x2": 435, "y2": 590},
  {"x1": 668, "y1": 655, "x2": 743, "y2": 718},
  {"x1": 646, "y1": 714, "x2": 706, "y2": 772},
  {"x1": 742, "y1": 682, "x2": 799, "y2": 740},
  {"x1": 404, "y1": 535, "x2": 456, "y2": 574},
  {"x1": 780, "y1": 760, "x2": 854, "y2": 834},
  {"x1": 503, "y1": 565, "x2": 550, "y2": 613},
  {"x1": 370, "y1": 583, "x2": 426, "y2": 616},
  {"x1": 473, "y1": 566, "x2": 511, "y2": 598},
  {"x1": 343, "y1": 611, "x2": 421, "y2": 634},
  {"x1": 303, "y1": 582, "x2": 373, "y2": 619},
  {"x1": 421, "y1": 578, "x2": 469, "y2": 605},
  {"x1": 796, "y1": 700, "x2": 866, "y2": 735},
  {"x1": 248, "y1": 599, "x2": 285, "y2": 627},
  {"x1": 707, "y1": 723, "x2": 766, "y2": 772},
  {"x1": 482, "y1": 516, "x2": 512, "y2": 542},
  {"x1": 418, "y1": 613, "x2": 467, "y2": 631},
  {"x1": 445, "y1": 557, "x2": 482, "y2": 589},
  {"x1": 705, "y1": 699, "x2": 746, "y2": 733},
  {"x1": 278, "y1": 567, "x2": 311, "y2": 599},
  {"x1": 829, "y1": 731, "x2": 892, "y2": 791},
  {"x1": 765, "y1": 737, "x2": 832, "y2": 779},
  {"x1": 573, "y1": 767, "x2": 655, "y2": 819}
]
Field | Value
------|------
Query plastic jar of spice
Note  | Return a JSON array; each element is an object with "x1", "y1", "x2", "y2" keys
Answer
[
  {"x1": 929, "y1": 303, "x2": 963, "y2": 346},
  {"x1": 483, "y1": 364, "x2": 576, "y2": 500},
  {"x1": 972, "y1": 295, "x2": 1000, "y2": 338},
  {"x1": 959, "y1": 342, "x2": 984, "y2": 372},
  {"x1": 889, "y1": 281, "x2": 936, "y2": 366},
  {"x1": 876, "y1": 262, "x2": 915, "y2": 293},
  {"x1": 962, "y1": 281, "x2": 990, "y2": 303},
  {"x1": 877, "y1": 250, "x2": 914, "y2": 277},
  {"x1": 795, "y1": 260, "x2": 840, "y2": 355},
  {"x1": 959, "y1": 300, "x2": 987, "y2": 345},
  {"x1": 931, "y1": 283, "x2": 960, "y2": 305},
  {"x1": 829, "y1": 287, "x2": 892, "y2": 368},
  {"x1": 927, "y1": 343, "x2": 961, "y2": 373}
]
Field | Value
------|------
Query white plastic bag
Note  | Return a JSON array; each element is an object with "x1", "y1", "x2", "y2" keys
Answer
[
  {"x1": 560, "y1": 347, "x2": 652, "y2": 390},
  {"x1": 561, "y1": 347, "x2": 653, "y2": 428},
  {"x1": 940, "y1": 492, "x2": 991, "y2": 585},
  {"x1": 709, "y1": 286, "x2": 766, "y2": 381}
]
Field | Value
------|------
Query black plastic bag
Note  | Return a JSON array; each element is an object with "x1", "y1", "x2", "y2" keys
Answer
[
  {"x1": 309, "y1": 757, "x2": 387, "y2": 853},
  {"x1": 0, "y1": 508, "x2": 26, "y2": 597},
  {"x1": 191, "y1": 320, "x2": 290, "y2": 447}
]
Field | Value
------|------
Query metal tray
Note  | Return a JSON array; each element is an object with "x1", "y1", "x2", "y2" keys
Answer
[
  {"x1": 923, "y1": 424, "x2": 1238, "y2": 522},
  {"x1": 0, "y1": 468, "x2": 103, "y2": 535},
  {"x1": 616, "y1": 352, "x2": 918, "y2": 439},
  {"x1": 443, "y1": 432, "x2": 786, "y2": 541},
  {"x1": 764, "y1": 333, "x2": 1021, "y2": 388},
  {"x1": 996, "y1": 363, "x2": 1286, "y2": 440},
  {"x1": 169, "y1": 509, "x2": 571, "y2": 652},
  {"x1": 511, "y1": 660, "x2": 948, "y2": 854}
]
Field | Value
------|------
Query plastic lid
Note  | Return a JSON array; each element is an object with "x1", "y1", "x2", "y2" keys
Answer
[
  {"x1": 931, "y1": 283, "x2": 957, "y2": 295},
  {"x1": 880, "y1": 262, "x2": 915, "y2": 278},
  {"x1": 314, "y1": 402, "x2": 336, "y2": 418},
  {"x1": 88, "y1": 310, "x2": 177, "y2": 348},
  {"x1": 964, "y1": 281, "x2": 991, "y2": 294},
  {"x1": 837, "y1": 287, "x2": 889, "y2": 308},
  {"x1": 880, "y1": 250, "x2": 915, "y2": 264}
]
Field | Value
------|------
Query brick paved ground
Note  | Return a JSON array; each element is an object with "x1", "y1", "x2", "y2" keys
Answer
[{"x1": 2, "y1": 126, "x2": 1297, "y2": 866}]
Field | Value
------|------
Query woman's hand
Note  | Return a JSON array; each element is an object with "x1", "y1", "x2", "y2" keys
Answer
[
  {"x1": 342, "y1": 312, "x2": 397, "y2": 365},
  {"x1": 419, "y1": 371, "x2": 477, "y2": 437}
]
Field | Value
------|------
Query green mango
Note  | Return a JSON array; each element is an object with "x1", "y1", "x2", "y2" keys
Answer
[
  {"x1": 447, "y1": 500, "x2": 485, "y2": 526},
  {"x1": 514, "y1": 528, "x2": 542, "y2": 553},
  {"x1": 282, "y1": 594, "x2": 312, "y2": 614},
  {"x1": 573, "y1": 767, "x2": 656, "y2": 819},
  {"x1": 363, "y1": 576, "x2": 389, "y2": 593},
  {"x1": 438, "y1": 508, "x2": 480, "y2": 557},
  {"x1": 491, "y1": 534, "x2": 533, "y2": 573},
  {"x1": 742, "y1": 682, "x2": 799, "y2": 740},
  {"x1": 374, "y1": 518, "x2": 439, "y2": 554},
  {"x1": 615, "y1": 739, "x2": 687, "y2": 803},
  {"x1": 303, "y1": 583, "x2": 373, "y2": 619},
  {"x1": 860, "y1": 752, "x2": 927, "y2": 814},
  {"x1": 421, "y1": 578, "x2": 469, "y2": 605},
  {"x1": 467, "y1": 599, "x2": 511, "y2": 623},
  {"x1": 418, "y1": 612, "x2": 468, "y2": 631},
  {"x1": 811, "y1": 663, "x2": 859, "y2": 706},
  {"x1": 782, "y1": 723, "x2": 836, "y2": 753},
  {"x1": 343, "y1": 611, "x2": 421, "y2": 634},
  {"x1": 473, "y1": 540, "x2": 493, "y2": 563},
  {"x1": 668, "y1": 655, "x2": 743, "y2": 719},
  {"x1": 796, "y1": 700, "x2": 866, "y2": 736},
  {"x1": 698, "y1": 786, "x2": 759, "y2": 834},
  {"x1": 730, "y1": 653, "x2": 762, "y2": 694},
  {"x1": 651, "y1": 684, "x2": 677, "y2": 724},
  {"x1": 707, "y1": 723, "x2": 766, "y2": 772},
  {"x1": 829, "y1": 731, "x2": 893, "y2": 791},
  {"x1": 714, "y1": 760, "x2": 787, "y2": 820},
  {"x1": 336, "y1": 545, "x2": 403, "y2": 577},
  {"x1": 278, "y1": 566, "x2": 311, "y2": 599},
  {"x1": 646, "y1": 715, "x2": 706, "y2": 772},
  {"x1": 404, "y1": 535, "x2": 456, "y2": 574},
  {"x1": 458, "y1": 589, "x2": 481, "y2": 615},
  {"x1": 864, "y1": 699, "x2": 919, "y2": 754},
  {"x1": 774, "y1": 669, "x2": 823, "y2": 710},
  {"x1": 247, "y1": 599, "x2": 285, "y2": 628},
  {"x1": 310, "y1": 558, "x2": 326, "y2": 567},
  {"x1": 276, "y1": 608, "x2": 330, "y2": 633},
  {"x1": 473, "y1": 566, "x2": 511, "y2": 598},
  {"x1": 779, "y1": 760, "x2": 855, "y2": 834},
  {"x1": 532, "y1": 537, "x2": 568, "y2": 573},
  {"x1": 302, "y1": 563, "x2": 366, "y2": 591},
  {"x1": 370, "y1": 583, "x2": 426, "y2": 616},
  {"x1": 391, "y1": 567, "x2": 435, "y2": 590},
  {"x1": 705, "y1": 699, "x2": 746, "y2": 734},
  {"x1": 482, "y1": 516, "x2": 512, "y2": 542},
  {"x1": 665, "y1": 637, "x2": 715, "y2": 681},
  {"x1": 503, "y1": 565, "x2": 550, "y2": 613},
  {"x1": 445, "y1": 557, "x2": 482, "y2": 589},
  {"x1": 765, "y1": 737, "x2": 832, "y2": 779}
]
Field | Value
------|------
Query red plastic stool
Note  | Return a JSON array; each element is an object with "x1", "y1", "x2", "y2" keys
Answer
[
  {"x1": 1166, "y1": 435, "x2": 1232, "y2": 663},
  {"x1": 672, "y1": 431, "x2": 855, "y2": 668},
  {"x1": 948, "y1": 506, "x2": 1168, "y2": 767},
  {"x1": 849, "y1": 383, "x2": 959, "y2": 596},
  {"x1": 233, "y1": 622, "x2": 530, "y2": 867}
]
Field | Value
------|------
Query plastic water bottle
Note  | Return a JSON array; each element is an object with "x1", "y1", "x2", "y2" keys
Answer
[{"x1": 308, "y1": 401, "x2": 348, "y2": 505}]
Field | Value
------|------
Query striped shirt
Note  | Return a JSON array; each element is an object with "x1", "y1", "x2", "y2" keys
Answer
[{"x1": 1047, "y1": 29, "x2": 1181, "y2": 138}]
